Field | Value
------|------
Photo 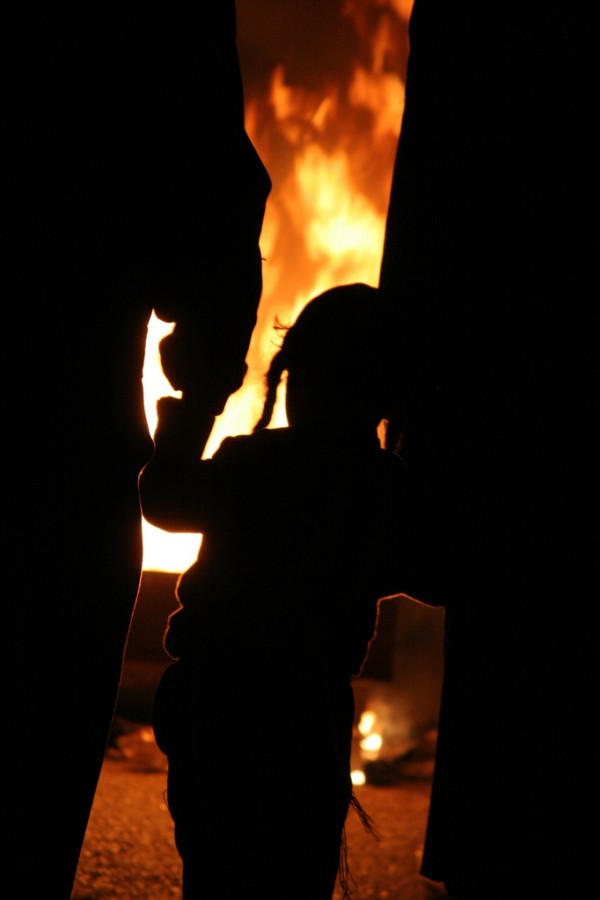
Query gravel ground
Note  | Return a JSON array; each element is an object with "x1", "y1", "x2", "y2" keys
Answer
[{"x1": 72, "y1": 723, "x2": 450, "y2": 900}]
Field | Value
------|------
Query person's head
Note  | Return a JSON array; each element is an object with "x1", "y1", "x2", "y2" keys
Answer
[{"x1": 254, "y1": 283, "x2": 396, "y2": 434}]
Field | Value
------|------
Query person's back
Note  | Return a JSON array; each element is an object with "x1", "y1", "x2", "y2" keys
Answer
[
  {"x1": 162, "y1": 424, "x2": 434, "y2": 683},
  {"x1": 142, "y1": 284, "x2": 448, "y2": 898}
]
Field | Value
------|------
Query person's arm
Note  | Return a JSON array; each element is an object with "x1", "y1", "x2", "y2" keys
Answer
[{"x1": 139, "y1": 397, "x2": 222, "y2": 533}]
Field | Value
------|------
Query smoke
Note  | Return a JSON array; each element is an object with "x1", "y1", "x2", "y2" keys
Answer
[{"x1": 237, "y1": 0, "x2": 411, "y2": 94}]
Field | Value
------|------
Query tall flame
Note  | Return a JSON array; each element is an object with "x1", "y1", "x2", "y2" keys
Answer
[{"x1": 143, "y1": 0, "x2": 413, "y2": 571}]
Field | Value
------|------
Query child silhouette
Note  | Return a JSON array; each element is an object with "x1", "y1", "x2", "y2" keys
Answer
[{"x1": 140, "y1": 283, "x2": 447, "y2": 899}]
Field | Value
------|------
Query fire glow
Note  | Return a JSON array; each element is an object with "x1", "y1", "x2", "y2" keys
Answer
[{"x1": 142, "y1": 1, "x2": 413, "y2": 572}]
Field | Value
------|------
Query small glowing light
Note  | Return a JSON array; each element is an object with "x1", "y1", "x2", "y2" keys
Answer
[
  {"x1": 351, "y1": 769, "x2": 366, "y2": 786},
  {"x1": 358, "y1": 710, "x2": 377, "y2": 736},
  {"x1": 360, "y1": 733, "x2": 383, "y2": 753}
]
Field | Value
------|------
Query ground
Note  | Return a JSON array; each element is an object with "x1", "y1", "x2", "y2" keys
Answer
[{"x1": 72, "y1": 721, "x2": 449, "y2": 900}]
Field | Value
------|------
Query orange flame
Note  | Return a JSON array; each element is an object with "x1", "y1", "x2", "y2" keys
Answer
[{"x1": 143, "y1": 1, "x2": 413, "y2": 571}]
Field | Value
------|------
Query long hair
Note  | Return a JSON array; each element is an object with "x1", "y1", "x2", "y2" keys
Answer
[
  {"x1": 254, "y1": 283, "x2": 397, "y2": 432},
  {"x1": 253, "y1": 321, "x2": 290, "y2": 431}
]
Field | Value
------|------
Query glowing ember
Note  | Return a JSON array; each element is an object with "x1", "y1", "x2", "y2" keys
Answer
[
  {"x1": 351, "y1": 707, "x2": 385, "y2": 784},
  {"x1": 351, "y1": 769, "x2": 367, "y2": 787},
  {"x1": 358, "y1": 710, "x2": 377, "y2": 737},
  {"x1": 357, "y1": 709, "x2": 383, "y2": 760},
  {"x1": 360, "y1": 732, "x2": 384, "y2": 754}
]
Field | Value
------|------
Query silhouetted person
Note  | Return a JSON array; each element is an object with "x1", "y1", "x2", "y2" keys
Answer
[
  {"x1": 379, "y1": 3, "x2": 597, "y2": 897},
  {"x1": 4, "y1": 7, "x2": 269, "y2": 898},
  {"x1": 140, "y1": 284, "x2": 448, "y2": 899}
]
